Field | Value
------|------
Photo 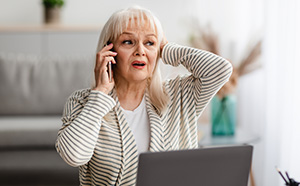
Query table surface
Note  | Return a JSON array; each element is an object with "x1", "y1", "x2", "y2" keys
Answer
[{"x1": 198, "y1": 123, "x2": 260, "y2": 147}]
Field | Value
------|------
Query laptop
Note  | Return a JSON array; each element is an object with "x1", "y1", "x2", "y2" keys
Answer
[{"x1": 136, "y1": 145, "x2": 253, "y2": 186}]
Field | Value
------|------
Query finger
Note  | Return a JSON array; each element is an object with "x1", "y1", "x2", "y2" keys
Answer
[
  {"x1": 100, "y1": 67, "x2": 114, "y2": 85},
  {"x1": 101, "y1": 43, "x2": 114, "y2": 52},
  {"x1": 95, "y1": 51, "x2": 117, "y2": 70},
  {"x1": 96, "y1": 57, "x2": 115, "y2": 82},
  {"x1": 99, "y1": 56, "x2": 116, "y2": 69},
  {"x1": 95, "y1": 52, "x2": 103, "y2": 70},
  {"x1": 106, "y1": 56, "x2": 116, "y2": 65},
  {"x1": 101, "y1": 68, "x2": 109, "y2": 84},
  {"x1": 95, "y1": 65, "x2": 108, "y2": 82},
  {"x1": 111, "y1": 57, "x2": 117, "y2": 64},
  {"x1": 95, "y1": 43, "x2": 113, "y2": 69},
  {"x1": 101, "y1": 50, "x2": 118, "y2": 57}
]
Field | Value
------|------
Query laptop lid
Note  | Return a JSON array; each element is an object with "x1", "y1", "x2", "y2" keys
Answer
[{"x1": 136, "y1": 145, "x2": 253, "y2": 186}]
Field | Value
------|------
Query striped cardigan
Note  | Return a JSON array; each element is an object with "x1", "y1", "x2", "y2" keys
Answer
[{"x1": 56, "y1": 43, "x2": 232, "y2": 186}]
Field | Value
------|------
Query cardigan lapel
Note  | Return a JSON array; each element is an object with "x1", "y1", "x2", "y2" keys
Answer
[
  {"x1": 110, "y1": 89, "x2": 139, "y2": 185},
  {"x1": 108, "y1": 89, "x2": 165, "y2": 184},
  {"x1": 145, "y1": 93, "x2": 166, "y2": 152}
]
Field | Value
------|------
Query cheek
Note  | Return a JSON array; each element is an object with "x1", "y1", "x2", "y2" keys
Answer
[
  {"x1": 152, "y1": 53, "x2": 158, "y2": 71},
  {"x1": 149, "y1": 57, "x2": 157, "y2": 74},
  {"x1": 148, "y1": 50, "x2": 158, "y2": 65},
  {"x1": 115, "y1": 51, "x2": 128, "y2": 65}
]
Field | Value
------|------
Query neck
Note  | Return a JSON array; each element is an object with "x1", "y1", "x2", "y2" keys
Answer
[{"x1": 116, "y1": 80, "x2": 147, "y2": 111}]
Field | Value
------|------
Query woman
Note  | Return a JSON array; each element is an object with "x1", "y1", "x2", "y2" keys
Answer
[{"x1": 56, "y1": 6, "x2": 232, "y2": 186}]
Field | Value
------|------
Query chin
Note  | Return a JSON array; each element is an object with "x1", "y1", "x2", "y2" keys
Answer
[{"x1": 130, "y1": 75, "x2": 149, "y2": 82}]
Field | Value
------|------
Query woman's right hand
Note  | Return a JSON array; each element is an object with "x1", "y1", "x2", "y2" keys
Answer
[{"x1": 92, "y1": 43, "x2": 117, "y2": 94}]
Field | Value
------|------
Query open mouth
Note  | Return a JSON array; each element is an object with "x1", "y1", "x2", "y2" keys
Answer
[
  {"x1": 133, "y1": 63, "x2": 145, "y2": 66},
  {"x1": 132, "y1": 61, "x2": 146, "y2": 68}
]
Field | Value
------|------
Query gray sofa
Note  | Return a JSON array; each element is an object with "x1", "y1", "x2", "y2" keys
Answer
[{"x1": 0, "y1": 53, "x2": 94, "y2": 185}]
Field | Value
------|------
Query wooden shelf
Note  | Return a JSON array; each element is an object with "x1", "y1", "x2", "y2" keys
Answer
[
  {"x1": 0, "y1": 24, "x2": 100, "y2": 55},
  {"x1": 0, "y1": 24, "x2": 102, "y2": 33}
]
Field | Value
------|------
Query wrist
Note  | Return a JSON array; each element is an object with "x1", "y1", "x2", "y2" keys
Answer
[
  {"x1": 92, "y1": 87, "x2": 110, "y2": 95},
  {"x1": 160, "y1": 39, "x2": 168, "y2": 57}
]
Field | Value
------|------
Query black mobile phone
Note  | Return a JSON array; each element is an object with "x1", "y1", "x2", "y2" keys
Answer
[{"x1": 106, "y1": 41, "x2": 114, "y2": 82}]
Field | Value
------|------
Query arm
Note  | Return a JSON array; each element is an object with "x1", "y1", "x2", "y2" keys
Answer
[
  {"x1": 161, "y1": 43, "x2": 232, "y2": 116},
  {"x1": 55, "y1": 89, "x2": 116, "y2": 167},
  {"x1": 56, "y1": 42, "x2": 118, "y2": 167}
]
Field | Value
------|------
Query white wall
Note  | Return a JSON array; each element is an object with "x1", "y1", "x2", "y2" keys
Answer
[
  {"x1": 0, "y1": 0, "x2": 263, "y2": 51},
  {"x1": 0, "y1": 0, "x2": 198, "y2": 44}
]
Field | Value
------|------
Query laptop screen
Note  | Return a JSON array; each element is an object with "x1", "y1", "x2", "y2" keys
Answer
[{"x1": 136, "y1": 145, "x2": 253, "y2": 186}]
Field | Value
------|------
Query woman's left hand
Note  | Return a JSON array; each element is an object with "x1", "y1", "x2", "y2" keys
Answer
[{"x1": 160, "y1": 35, "x2": 168, "y2": 57}]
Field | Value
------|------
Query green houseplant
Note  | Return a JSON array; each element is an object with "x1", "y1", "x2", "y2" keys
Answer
[
  {"x1": 42, "y1": 0, "x2": 65, "y2": 24},
  {"x1": 42, "y1": 0, "x2": 64, "y2": 8}
]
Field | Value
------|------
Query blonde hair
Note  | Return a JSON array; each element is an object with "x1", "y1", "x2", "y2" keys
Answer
[{"x1": 94, "y1": 6, "x2": 169, "y2": 113}]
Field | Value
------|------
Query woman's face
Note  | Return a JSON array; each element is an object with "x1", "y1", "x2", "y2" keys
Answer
[{"x1": 113, "y1": 20, "x2": 159, "y2": 84}]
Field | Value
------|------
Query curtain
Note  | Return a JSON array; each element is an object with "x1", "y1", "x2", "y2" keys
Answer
[{"x1": 264, "y1": 0, "x2": 300, "y2": 185}]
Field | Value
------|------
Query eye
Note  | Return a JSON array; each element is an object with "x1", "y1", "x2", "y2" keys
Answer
[
  {"x1": 122, "y1": 40, "x2": 133, "y2": 45},
  {"x1": 146, "y1": 41, "x2": 154, "y2": 46}
]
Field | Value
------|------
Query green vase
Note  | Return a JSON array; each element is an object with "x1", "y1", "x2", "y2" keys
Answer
[{"x1": 211, "y1": 95, "x2": 236, "y2": 136}]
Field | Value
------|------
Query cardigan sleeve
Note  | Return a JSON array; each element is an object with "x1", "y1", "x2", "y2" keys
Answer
[
  {"x1": 161, "y1": 43, "x2": 232, "y2": 116},
  {"x1": 55, "y1": 89, "x2": 116, "y2": 167}
]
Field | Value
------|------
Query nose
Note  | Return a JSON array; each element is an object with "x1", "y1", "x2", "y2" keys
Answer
[{"x1": 134, "y1": 42, "x2": 146, "y2": 56}]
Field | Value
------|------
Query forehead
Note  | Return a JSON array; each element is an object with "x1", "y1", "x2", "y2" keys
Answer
[{"x1": 122, "y1": 17, "x2": 157, "y2": 35}]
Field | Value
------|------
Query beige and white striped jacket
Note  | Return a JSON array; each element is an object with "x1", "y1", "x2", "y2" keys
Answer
[{"x1": 56, "y1": 43, "x2": 232, "y2": 185}]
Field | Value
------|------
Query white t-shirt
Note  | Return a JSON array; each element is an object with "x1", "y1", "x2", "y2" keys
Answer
[{"x1": 121, "y1": 96, "x2": 150, "y2": 154}]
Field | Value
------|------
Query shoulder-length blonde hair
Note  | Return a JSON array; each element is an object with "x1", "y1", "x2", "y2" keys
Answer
[{"x1": 93, "y1": 6, "x2": 169, "y2": 113}]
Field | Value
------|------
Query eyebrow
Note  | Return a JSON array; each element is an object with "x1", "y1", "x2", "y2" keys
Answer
[{"x1": 121, "y1": 31, "x2": 157, "y2": 38}]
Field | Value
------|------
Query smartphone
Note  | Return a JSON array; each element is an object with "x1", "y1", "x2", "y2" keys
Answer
[
  {"x1": 106, "y1": 41, "x2": 113, "y2": 82},
  {"x1": 108, "y1": 61, "x2": 112, "y2": 82}
]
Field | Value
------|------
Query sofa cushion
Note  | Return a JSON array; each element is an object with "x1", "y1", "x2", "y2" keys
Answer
[
  {"x1": 0, "y1": 53, "x2": 94, "y2": 115},
  {"x1": 0, "y1": 116, "x2": 62, "y2": 147}
]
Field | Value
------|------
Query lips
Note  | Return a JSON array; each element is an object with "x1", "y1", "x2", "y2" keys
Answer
[{"x1": 132, "y1": 61, "x2": 146, "y2": 69}]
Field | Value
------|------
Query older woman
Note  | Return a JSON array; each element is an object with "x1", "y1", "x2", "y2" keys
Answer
[{"x1": 56, "y1": 6, "x2": 232, "y2": 186}]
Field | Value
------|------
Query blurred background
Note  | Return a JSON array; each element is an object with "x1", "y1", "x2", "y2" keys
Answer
[{"x1": 0, "y1": 0, "x2": 299, "y2": 186}]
